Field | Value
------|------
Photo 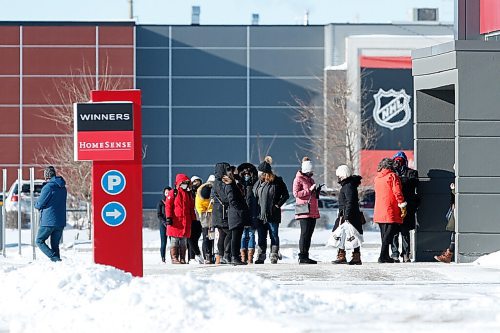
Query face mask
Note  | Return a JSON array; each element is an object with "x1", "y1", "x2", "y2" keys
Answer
[
  {"x1": 244, "y1": 175, "x2": 251, "y2": 182},
  {"x1": 180, "y1": 184, "x2": 188, "y2": 190}
]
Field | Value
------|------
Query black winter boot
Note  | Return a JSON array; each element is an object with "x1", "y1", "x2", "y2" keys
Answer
[
  {"x1": 254, "y1": 246, "x2": 266, "y2": 264},
  {"x1": 231, "y1": 256, "x2": 247, "y2": 266}
]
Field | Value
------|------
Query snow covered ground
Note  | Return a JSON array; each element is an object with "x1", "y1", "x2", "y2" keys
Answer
[{"x1": 1, "y1": 227, "x2": 500, "y2": 332}]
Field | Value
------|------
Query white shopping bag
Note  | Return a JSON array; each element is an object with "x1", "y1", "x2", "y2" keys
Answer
[
  {"x1": 326, "y1": 223, "x2": 347, "y2": 248},
  {"x1": 343, "y1": 222, "x2": 364, "y2": 250}
]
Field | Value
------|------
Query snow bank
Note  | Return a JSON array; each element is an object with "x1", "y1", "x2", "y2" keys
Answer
[
  {"x1": 474, "y1": 250, "x2": 500, "y2": 267},
  {"x1": 0, "y1": 260, "x2": 324, "y2": 333}
]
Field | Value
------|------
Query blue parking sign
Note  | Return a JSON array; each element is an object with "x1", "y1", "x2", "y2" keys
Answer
[
  {"x1": 101, "y1": 202, "x2": 127, "y2": 227},
  {"x1": 101, "y1": 170, "x2": 126, "y2": 195}
]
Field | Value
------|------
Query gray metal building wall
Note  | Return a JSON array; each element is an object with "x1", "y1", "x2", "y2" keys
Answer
[
  {"x1": 137, "y1": 25, "x2": 324, "y2": 208},
  {"x1": 413, "y1": 41, "x2": 500, "y2": 262}
]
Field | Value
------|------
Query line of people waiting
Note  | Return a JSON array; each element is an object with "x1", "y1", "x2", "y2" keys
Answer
[{"x1": 157, "y1": 151, "x2": 423, "y2": 266}]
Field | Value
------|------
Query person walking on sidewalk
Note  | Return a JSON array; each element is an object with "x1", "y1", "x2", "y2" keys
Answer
[
  {"x1": 237, "y1": 163, "x2": 259, "y2": 264},
  {"x1": 331, "y1": 165, "x2": 364, "y2": 265},
  {"x1": 373, "y1": 158, "x2": 407, "y2": 263},
  {"x1": 165, "y1": 174, "x2": 196, "y2": 264},
  {"x1": 188, "y1": 176, "x2": 204, "y2": 264},
  {"x1": 35, "y1": 166, "x2": 67, "y2": 262},
  {"x1": 391, "y1": 151, "x2": 420, "y2": 263},
  {"x1": 253, "y1": 159, "x2": 290, "y2": 264},
  {"x1": 212, "y1": 162, "x2": 231, "y2": 264},
  {"x1": 293, "y1": 157, "x2": 320, "y2": 264},
  {"x1": 221, "y1": 167, "x2": 250, "y2": 265},
  {"x1": 157, "y1": 186, "x2": 172, "y2": 263},
  {"x1": 196, "y1": 175, "x2": 216, "y2": 264}
]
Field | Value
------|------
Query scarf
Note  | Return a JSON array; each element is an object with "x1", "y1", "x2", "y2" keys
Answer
[{"x1": 256, "y1": 181, "x2": 275, "y2": 222}]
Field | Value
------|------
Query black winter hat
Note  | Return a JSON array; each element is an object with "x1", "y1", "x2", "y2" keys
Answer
[
  {"x1": 44, "y1": 166, "x2": 56, "y2": 179},
  {"x1": 257, "y1": 161, "x2": 272, "y2": 173}
]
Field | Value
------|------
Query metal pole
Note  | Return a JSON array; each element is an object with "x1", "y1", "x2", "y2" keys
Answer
[
  {"x1": 2, "y1": 169, "x2": 6, "y2": 257},
  {"x1": 87, "y1": 201, "x2": 91, "y2": 240},
  {"x1": 17, "y1": 168, "x2": 22, "y2": 255},
  {"x1": 30, "y1": 167, "x2": 35, "y2": 260}
]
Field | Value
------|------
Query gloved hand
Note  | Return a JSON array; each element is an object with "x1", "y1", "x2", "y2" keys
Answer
[
  {"x1": 400, "y1": 207, "x2": 407, "y2": 219},
  {"x1": 166, "y1": 218, "x2": 173, "y2": 226},
  {"x1": 309, "y1": 184, "x2": 317, "y2": 191}
]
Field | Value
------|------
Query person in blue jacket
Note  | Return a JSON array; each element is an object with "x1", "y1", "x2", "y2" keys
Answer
[{"x1": 35, "y1": 166, "x2": 67, "y2": 262}]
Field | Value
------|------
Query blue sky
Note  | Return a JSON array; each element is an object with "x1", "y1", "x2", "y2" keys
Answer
[{"x1": 1, "y1": 0, "x2": 454, "y2": 25}]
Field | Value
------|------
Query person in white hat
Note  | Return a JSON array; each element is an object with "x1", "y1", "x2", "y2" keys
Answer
[{"x1": 293, "y1": 157, "x2": 320, "y2": 264}]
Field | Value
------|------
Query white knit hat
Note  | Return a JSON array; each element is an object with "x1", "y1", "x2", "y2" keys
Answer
[
  {"x1": 191, "y1": 175, "x2": 202, "y2": 183},
  {"x1": 336, "y1": 165, "x2": 352, "y2": 180},
  {"x1": 207, "y1": 175, "x2": 215, "y2": 183},
  {"x1": 301, "y1": 160, "x2": 313, "y2": 173}
]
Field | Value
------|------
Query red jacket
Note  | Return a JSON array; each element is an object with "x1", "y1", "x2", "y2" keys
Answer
[
  {"x1": 373, "y1": 169, "x2": 406, "y2": 224},
  {"x1": 166, "y1": 174, "x2": 196, "y2": 238}
]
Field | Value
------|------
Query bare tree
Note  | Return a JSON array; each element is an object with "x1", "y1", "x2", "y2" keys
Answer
[
  {"x1": 35, "y1": 60, "x2": 127, "y2": 203},
  {"x1": 293, "y1": 70, "x2": 378, "y2": 186}
]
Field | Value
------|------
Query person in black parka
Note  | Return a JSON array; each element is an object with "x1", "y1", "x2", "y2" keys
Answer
[
  {"x1": 253, "y1": 160, "x2": 290, "y2": 264},
  {"x1": 332, "y1": 165, "x2": 363, "y2": 265},
  {"x1": 391, "y1": 151, "x2": 420, "y2": 263},
  {"x1": 157, "y1": 186, "x2": 172, "y2": 263},
  {"x1": 221, "y1": 167, "x2": 250, "y2": 265},
  {"x1": 237, "y1": 162, "x2": 259, "y2": 264},
  {"x1": 212, "y1": 162, "x2": 231, "y2": 264}
]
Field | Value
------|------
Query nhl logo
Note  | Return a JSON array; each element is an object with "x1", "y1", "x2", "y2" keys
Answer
[{"x1": 372, "y1": 89, "x2": 412, "y2": 131}]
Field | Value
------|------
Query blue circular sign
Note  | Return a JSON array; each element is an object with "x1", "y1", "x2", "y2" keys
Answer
[
  {"x1": 101, "y1": 201, "x2": 127, "y2": 227},
  {"x1": 101, "y1": 170, "x2": 126, "y2": 195}
]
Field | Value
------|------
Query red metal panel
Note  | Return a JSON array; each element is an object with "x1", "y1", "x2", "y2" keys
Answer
[
  {"x1": 23, "y1": 136, "x2": 62, "y2": 164},
  {"x1": 23, "y1": 77, "x2": 96, "y2": 105},
  {"x1": 0, "y1": 107, "x2": 20, "y2": 134},
  {"x1": 23, "y1": 26, "x2": 96, "y2": 45},
  {"x1": 23, "y1": 47, "x2": 96, "y2": 75},
  {"x1": 360, "y1": 56, "x2": 412, "y2": 69},
  {"x1": 98, "y1": 26, "x2": 133, "y2": 45},
  {"x1": 0, "y1": 26, "x2": 20, "y2": 45},
  {"x1": 0, "y1": 138, "x2": 20, "y2": 164},
  {"x1": 23, "y1": 107, "x2": 68, "y2": 134},
  {"x1": 0, "y1": 48, "x2": 20, "y2": 75},
  {"x1": 480, "y1": 0, "x2": 500, "y2": 34},
  {"x1": 98, "y1": 48, "x2": 134, "y2": 75},
  {"x1": 0, "y1": 78, "x2": 20, "y2": 104},
  {"x1": 91, "y1": 90, "x2": 143, "y2": 277},
  {"x1": 360, "y1": 150, "x2": 415, "y2": 186}
]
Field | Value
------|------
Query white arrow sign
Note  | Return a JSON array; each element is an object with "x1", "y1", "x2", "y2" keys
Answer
[{"x1": 105, "y1": 209, "x2": 122, "y2": 219}]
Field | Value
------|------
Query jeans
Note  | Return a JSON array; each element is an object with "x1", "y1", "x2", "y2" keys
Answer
[
  {"x1": 449, "y1": 232, "x2": 455, "y2": 252},
  {"x1": 241, "y1": 227, "x2": 256, "y2": 249},
  {"x1": 188, "y1": 220, "x2": 202, "y2": 259},
  {"x1": 201, "y1": 227, "x2": 214, "y2": 261},
  {"x1": 379, "y1": 223, "x2": 398, "y2": 259},
  {"x1": 256, "y1": 220, "x2": 280, "y2": 252},
  {"x1": 231, "y1": 227, "x2": 244, "y2": 258},
  {"x1": 159, "y1": 222, "x2": 167, "y2": 260},
  {"x1": 36, "y1": 226, "x2": 64, "y2": 261},
  {"x1": 391, "y1": 224, "x2": 411, "y2": 257},
  {"x1": 298, "y1": 218, "x2": 316, "y2": 259}
]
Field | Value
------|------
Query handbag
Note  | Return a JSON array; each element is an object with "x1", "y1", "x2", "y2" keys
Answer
[
  {"x1": 445, "y1": 206, "x2": 455, "y2": 231},
  {"x1": 295, "y1": 195, "x2": 312, "y2": 215}
]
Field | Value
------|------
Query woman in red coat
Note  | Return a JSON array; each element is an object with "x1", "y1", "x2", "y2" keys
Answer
[
  {"x1": 165, "y1": 173, "x2": 196, "y2": 264},
  {"x1": 374, "y1": 158, "x2": 407, "y2": 263}
]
